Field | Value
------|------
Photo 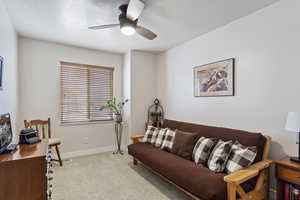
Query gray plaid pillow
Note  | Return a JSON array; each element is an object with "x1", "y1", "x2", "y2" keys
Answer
[
  {"x1": 225, "y1": 141, "x2": 257, "y2": 174},
  {"x1": 160, "y1": 129, "x2": 176, "y2": 151},
  {"x1": 192, "y1": 137, "x2": 218, "y2": 166},
  {"x1": 142, "y1": 126, "x2": 157, "y2": 143},
  {"x1": 207, "y1": 140, "x2": 233, "y2": 172},
  {"x1": 150, "y1": 128, "x2": 160, "y2": 145},
  {"x1": 154, "y1": 128, "x2": 168, "y2": 148}
]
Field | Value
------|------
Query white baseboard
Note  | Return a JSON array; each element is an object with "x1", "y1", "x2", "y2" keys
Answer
[{"x1": 62, "y1": 145, "x2": 127, "y2": 159}]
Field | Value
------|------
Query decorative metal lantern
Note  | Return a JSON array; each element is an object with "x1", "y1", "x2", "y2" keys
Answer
[{"x1": 146, "y1": 98, "x2": 164, "y2": 129}]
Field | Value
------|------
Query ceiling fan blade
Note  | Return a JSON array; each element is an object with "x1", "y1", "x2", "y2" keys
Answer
[
  {"x1": 136, "y1": 26, "x2": 157, "y2": 40},
  {"x1": 88, "y1": 24, "x2": 119, "y2": 30},
  {"x1": 127, "y1": 0, "x2": 145, "y2": 20}
]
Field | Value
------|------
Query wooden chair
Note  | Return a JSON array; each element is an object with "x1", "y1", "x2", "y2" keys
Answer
[{"x1": 24, "y1": 118, "x2": 63, "y2": 166}]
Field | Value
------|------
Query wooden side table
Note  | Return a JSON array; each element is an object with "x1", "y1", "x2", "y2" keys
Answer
[{"x1": 276, "y1": 156, "x2": 300, "y2": 199}]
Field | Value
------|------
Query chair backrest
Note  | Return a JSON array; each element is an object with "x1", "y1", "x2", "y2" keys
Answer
[{"x1": 24, "y1": 118, "x2": 51, "y2": 139}]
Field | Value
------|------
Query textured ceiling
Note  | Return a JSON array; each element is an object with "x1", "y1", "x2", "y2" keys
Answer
[{"x1": 4, "y1": 0, "x2": 279, "y2": 53}]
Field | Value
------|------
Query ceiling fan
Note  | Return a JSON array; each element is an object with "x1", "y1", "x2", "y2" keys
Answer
[{"x1": 88, "y1": 0, "x2": 157, "y2": 40}]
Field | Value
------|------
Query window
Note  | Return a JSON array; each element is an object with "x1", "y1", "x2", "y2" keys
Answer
[{"x1": 60, "y1": 61, "x2": 113, "y2": 124}]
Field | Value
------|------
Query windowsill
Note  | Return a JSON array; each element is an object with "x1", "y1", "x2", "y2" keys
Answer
[{"x1": 60, "y1": 120, "x2": 114, "y2": 126}]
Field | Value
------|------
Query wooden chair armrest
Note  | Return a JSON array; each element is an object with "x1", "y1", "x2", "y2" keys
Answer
[
  {"x1": 224, "y1": 160, "x2": 272, "y2": 185},
  {"x1": 131, "y1": 135, "x2": 144, "y2": 143}
]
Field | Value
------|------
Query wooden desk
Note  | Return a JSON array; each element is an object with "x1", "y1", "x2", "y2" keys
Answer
[
  {"x1": 276, "y1": 156, "x2": 300, "y2": 199},
  {"x1": 0, "y1": 140, "x2": 49, "y2": 200}
]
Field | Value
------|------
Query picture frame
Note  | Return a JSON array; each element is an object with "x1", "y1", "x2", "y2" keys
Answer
[
  {"x1": 194, "y1": 58, "x2": 235, "y2": 97},
  {"x1": 0, "y1": 56, "x2": 3, "y2": 90}
]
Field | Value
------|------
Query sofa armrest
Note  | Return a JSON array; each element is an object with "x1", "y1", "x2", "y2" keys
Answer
[
  {"x1": 131, "y1": 135, "x2": 144, "y2": 144},
  {"x1": 224, "y1": 160, "x2": 272, "y2": 185}
]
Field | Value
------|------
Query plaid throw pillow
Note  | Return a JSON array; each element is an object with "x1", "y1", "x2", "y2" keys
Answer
[
  {"x1": 192, "y1": 137, "x2": 218, "y2": 166},
  {"x1": 154, "y1": 128, "x2": 168, "y2": 148},
  {"x1": 150, "y1": 128, "x2": 160, "y2": 145},
  {"x1": 225, "y1": 141, "x2": 257, "y2": 174},
  {"x1": 207, "y1": 140, "x2": 233, "y2": 172},
  {"x1": 160, "y1": 129, "x2": 176, "y2": 151},
  {"x1": 142, "y1": 126, "x2": 157, "y2": 143}
]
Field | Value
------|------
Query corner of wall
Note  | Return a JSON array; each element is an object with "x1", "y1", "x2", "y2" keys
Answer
[{"x1": 123, "y1": 50, "x2": 160, "y2": 143}]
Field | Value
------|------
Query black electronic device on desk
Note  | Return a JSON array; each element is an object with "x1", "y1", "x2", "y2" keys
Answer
[
  {"x1": 0, "y1": 113, "x2": 18, "y2": 154},
  {"x1": 19, "y1": 128, "x2": 41, "y2": 144}
]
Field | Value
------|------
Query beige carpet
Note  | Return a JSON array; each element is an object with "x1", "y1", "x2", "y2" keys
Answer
[{"x1": 52, "y1": 152, "x2": 192, "y2": 200}]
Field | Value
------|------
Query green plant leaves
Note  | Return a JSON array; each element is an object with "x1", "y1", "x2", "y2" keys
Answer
[{"x1": 99, "y1": 98, "x2": 128, "y2": 115}]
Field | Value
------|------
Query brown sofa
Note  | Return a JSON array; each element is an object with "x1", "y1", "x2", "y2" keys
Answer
[{"x1": 128, "y1": 119, "x2": 272, "y2": 200}]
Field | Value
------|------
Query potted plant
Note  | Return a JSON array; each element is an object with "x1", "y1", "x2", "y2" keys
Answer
[{"x1": 99, "y1": 98, "x2": 128, "y2": 123}]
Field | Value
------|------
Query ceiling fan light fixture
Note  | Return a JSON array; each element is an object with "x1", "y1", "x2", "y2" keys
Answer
[
  {"x1": 121, "y1": 24, "x2": 136, "y2": 36},
  {"x1": 89, "y1": 1, "x2": 157, "y2": 40}
]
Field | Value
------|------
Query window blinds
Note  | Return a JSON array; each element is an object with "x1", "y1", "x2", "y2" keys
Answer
[{"x1": 60, "y1": 62, "x2": 113, "y2": 124}]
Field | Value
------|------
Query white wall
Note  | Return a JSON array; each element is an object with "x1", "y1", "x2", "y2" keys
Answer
[
  {"x1": 123, "y1": 51, "x2": 131, "y2": 144},
  {"x1": 122, "y1": 50, "x2": 158, "y2": 142},
  {"x1": 131, "y1": 51, "x2": 157, "y2": 137},
  {"x1": 18, "y1": 37, "x2": 123, "y2": 155},
  {"x1": 0, "y1": 0, "x2": 18, "y2": 136},
  {"x1": 157, "y1": 0, "x2": 300, "y2": 195}
]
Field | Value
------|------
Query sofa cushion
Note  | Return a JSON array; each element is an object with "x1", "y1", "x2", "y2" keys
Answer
[
  {"x1": 207, "y1": 140, "x2": 233, "y2": 172},
  {"x1": 153, "y1": 128, "x2": 168, "y2": 148},
  {"x1": 192, "y1": 137, "x2": 218, "y2": 166},
  {"x1": 129, "y1": 143, "x2": 228, "y2": 200},
  {"x1": 160, "y1": 129, "x2": 176, "y2": 151},
  {"x1": 142, "y1": 125, "x2": 158, "y2": 144},
  {"x1": 171, "y1": 130, "x2": 199, "y2": 160},
  {"x1": 162, "y1": 119, "x2": 266, "y2": 163},
  {"x1": 225, "y1": 141, "x2": 257, "y2": 174}
]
